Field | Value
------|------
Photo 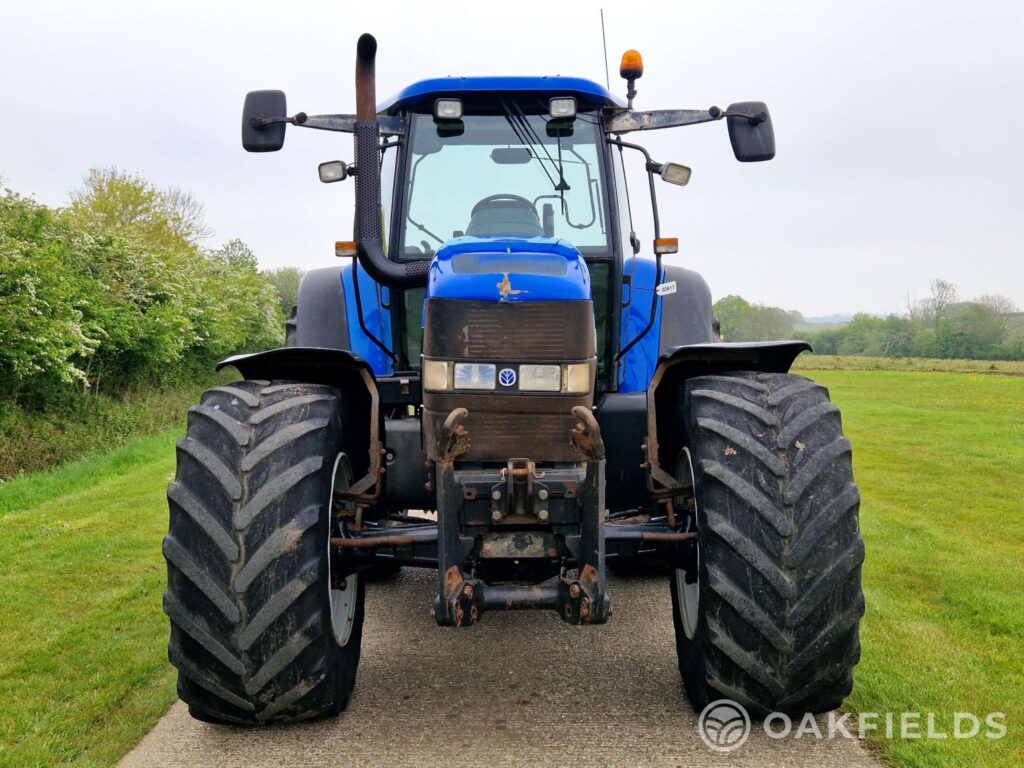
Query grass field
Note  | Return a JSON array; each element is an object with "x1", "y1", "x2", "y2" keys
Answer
[
  {"x1": 798, "y1": 369, "x2": 1024, "y2": 768},
  {"x1": 0, "y1": 362, "x2": 1021, "y2": 766},
  {"x1": 797, "y1": 354, "x2": 1024, "y2": 375}
]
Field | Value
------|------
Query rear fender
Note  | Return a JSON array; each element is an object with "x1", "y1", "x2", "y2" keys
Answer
[
  {"x1": 218, "y1": 347, "x2": 383, "y2": 503},
  {"x1": 644, "y1": 341, "x2": 810, "y2": 498}
]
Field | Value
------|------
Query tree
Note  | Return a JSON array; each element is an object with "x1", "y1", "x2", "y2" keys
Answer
[
  {"x1": 712, "y1": 295, "x2": 796, "y2": 341},
  {"x1": 925, "y1": 278, "x2": 959, "y2": 327},
  {"x1": 739, "y1": 305, "x2": 795, "y2": 341},
  {"x1": 263, "y1": 267, "x2": 303, "y2": 317},
  {"x1": 976, "y1": 293, "x2": 1018, "y2": 316},
  {"x1": 212, "y1": 238, "x2": 259, "y2": 271},
  {"x1": 879, "y1": 314, "x2": 915, "y2": 356},
  {"x1": 162, "y1": 186, "x2": 214, "y2": 243},
  {"x1": 712, "y1": 295, "x2": 751, "y2": 341},
  {"x1": 68, "y1": 168, "x2": 210, "y2": 252},
  {"x1": 933, "y1": 304, "x2": 1006, "y2": 359},
  {"x1": 836, "y1": 314, "x2": 886, "y2": 355}
]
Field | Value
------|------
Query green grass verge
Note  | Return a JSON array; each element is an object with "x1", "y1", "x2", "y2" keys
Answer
[
  {"x1": 0, "y1": 373, "x2": 231, "y2": 481},
  {"x1": 0, "y1": 431, "x2": 179, "y2": 768},
  {"x1": 796, "y1": 369, "x2": 1024, "y2": 767},
  {"x1": 797, "y1": 354, "x2": 1024, "y2": 375},
  {"x1": 0, "y1": 368, "x2": 1021, "y2": 766}
]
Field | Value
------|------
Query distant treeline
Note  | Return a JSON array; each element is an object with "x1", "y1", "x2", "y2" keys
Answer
[
  {"x1": 714, "y1": 279, "x2": 1024, "y2": 360},
  {"x1": 0, "y1": 170, "x2": 302, "y2": 408}
]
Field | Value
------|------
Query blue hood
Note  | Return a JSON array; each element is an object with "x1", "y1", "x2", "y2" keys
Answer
[{"x1": 427, "y1": 237, "x2": 591, "y2": 302}]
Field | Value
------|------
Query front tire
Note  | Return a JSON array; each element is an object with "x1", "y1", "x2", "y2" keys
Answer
[
  {"x1": 164, "y1": 380, "x2": 365, "y2": 724},
  {"x1": 670, "y1": 372, "x2": 864, "y2": 715}
]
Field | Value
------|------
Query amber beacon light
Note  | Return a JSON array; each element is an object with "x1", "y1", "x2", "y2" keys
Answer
[
  {"x1": 619, "y1": 49, "x2": 644, "y2": 80},
  {"x1": 619, "y1": 49, "x2": 644, "y2": 108}
]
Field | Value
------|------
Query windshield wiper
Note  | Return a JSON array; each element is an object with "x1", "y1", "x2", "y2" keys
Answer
[
  {"x1": 501, "y1": 100, "x2": 560, "y2": 191},
  {"x1": 406, "y1": 152, "x2": 445, "y2": 244}
]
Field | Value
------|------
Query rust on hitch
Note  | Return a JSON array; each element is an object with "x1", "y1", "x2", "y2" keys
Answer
[
  {"x1": 569, "y1": 405, "x2": 606, "y2": 461},
  {"x1": 437, "y1": 407, "x2": 470, "y2": 464}
]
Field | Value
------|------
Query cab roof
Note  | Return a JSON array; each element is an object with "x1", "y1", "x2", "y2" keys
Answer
[{"x1": 379, "y1": 76, "x2": 625, "y2": 114}]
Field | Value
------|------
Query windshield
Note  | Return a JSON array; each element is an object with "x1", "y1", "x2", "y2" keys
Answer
[{"x1": 400, "y1": 112, "x2": 609, "y2": 257}]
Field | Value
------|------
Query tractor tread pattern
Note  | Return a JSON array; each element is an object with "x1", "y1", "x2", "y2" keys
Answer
[
  {"x1": 672, "y1": 371, "x2": 864, "y2": 715},
  {"x1": 164, "y1": 379, "x2": 364, "y2": 725}
]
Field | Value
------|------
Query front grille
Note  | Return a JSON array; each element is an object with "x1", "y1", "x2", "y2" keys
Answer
[
  {"x1": 424, "y1": 299, "x2": 595, "y2": 361},
  {"x1": 422, "y1": 298, "x2": 596, "y2": 463},
  {"x1": 465, "y1": 412, "x2": 578, "y2": 462}
]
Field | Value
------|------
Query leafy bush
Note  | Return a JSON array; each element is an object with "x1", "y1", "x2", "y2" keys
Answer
[
  {"x1": 1, "y1": 173, "x2": 284, "y2": 402},
  {"x1": 1, "y1": 172, "x2": 288, "y2": 475}
]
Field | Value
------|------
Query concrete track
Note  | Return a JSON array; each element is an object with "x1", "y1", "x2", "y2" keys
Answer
[{"x1": 120, "y1": 569, "x2": 880, "y2": 767}]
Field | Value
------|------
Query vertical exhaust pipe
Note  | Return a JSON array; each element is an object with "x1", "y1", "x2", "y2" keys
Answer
[{"x1": 354, "y1": 33, "x2": 429, "y2": 288}]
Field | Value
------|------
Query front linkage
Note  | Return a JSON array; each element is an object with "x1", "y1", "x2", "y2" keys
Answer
[
  {"x1": 334, "y1": 405, "x2": 697, "y2": 627},
  {"x1": 433, "y1": 405, "x2": 609, "y2": 626}
]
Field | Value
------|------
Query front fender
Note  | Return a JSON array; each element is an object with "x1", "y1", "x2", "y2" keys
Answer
[
  {"x1": 218, "y1": 346, "x2": 375, "y2": 387},
  {"x1": 218, "y1": 347, "x2": 383, "y2": 502},
  {"x1": 645, "y1": 341, "x2": 811, "y2": 499},
  {"x1": 650, "y1": 341, "x2": 811, "y2": 386}
]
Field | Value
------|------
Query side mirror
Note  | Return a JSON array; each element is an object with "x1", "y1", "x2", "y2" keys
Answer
[
  {"x1": 726, "y1": 101, "x2": 775, "y2": 162},
  {"x1": 242, "y1": 90, "x2": 287, "y2": 152}
]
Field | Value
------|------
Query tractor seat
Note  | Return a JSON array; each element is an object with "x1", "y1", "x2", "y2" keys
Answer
[{"x1": 465, "y1": 194, "x2": 544, "y2": 238}]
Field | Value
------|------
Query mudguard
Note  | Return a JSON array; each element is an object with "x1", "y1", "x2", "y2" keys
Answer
[
  {"x1": 219, "y1": 346, "x2": 373, "y2": 386},
  {"x1": 217, "y1": 347, "x2": 383, "y2": 502},
  {"x1": 286, "y1": 267, "x2": 350, "y2": 350},
  {"x1": 644, "y1": 341, "x2": 811, "y2": 499},
  {"x1": 657, "y1": 265, "x2": 718, "y2": 352}
]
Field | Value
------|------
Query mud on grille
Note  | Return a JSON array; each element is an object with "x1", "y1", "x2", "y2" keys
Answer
[
  {"x1": 465, "y1": 412, "x2": 580, "y2": 462},
  {"x1": 424, "y1": 299, "x2": 595, "y2": 361}
]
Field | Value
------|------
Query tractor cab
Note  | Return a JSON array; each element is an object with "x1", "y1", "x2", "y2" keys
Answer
[
  {"x1": 381, "y1": 78, "x2": 617, "y2": 252},
  {"x1": 377, "y1": 77, "x2": 623, "y2": 388}
]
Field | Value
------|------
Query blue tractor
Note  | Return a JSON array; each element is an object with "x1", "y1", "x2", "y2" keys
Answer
[{"x1": 164, "y1": 34, "x2": 864, "y2": 725}]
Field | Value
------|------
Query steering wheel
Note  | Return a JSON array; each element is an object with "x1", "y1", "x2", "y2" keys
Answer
[{"x1": 470, "y1": 194, "x2": 536, "y2": 217}]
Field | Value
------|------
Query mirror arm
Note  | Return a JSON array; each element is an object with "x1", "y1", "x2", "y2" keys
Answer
[
  {"x1": 709, "y1": 106, "x2": 767, "y2": 124},
  {"x1": 248, "y1": 113, "x2": 404, "y2": 136},
  {"x1": 603, "y1": 108, "x2": 718, "y2": 134},
  {"x1": 603, "y1": 106, "x2": 767, "y2": 134}
]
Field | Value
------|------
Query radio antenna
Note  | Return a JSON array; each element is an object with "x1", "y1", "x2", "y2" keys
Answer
[{"x1": 600, "y1": 9, "x2": 611, "y2": 89}]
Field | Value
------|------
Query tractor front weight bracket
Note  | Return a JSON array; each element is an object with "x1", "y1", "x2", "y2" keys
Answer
[{"x1": 432, "y1": 408, "x2": 610, "y2": 627}]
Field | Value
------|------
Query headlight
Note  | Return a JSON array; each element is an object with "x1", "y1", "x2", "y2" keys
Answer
[
  {"x1": 563, "y1": 363, "x2": 592, "y2": 394},
  {"x1": 422, "y1": 360, "x2": 450, "y2": 391},
  {"x1": 454, "y1": 362, "x2": 496, "y2": 390},
  {"x1": 519, "y1": 364, "x2": 561, "y2": 392},
  {"x1": 425, "y1": 361, "x2": 593, "y2": 393}
]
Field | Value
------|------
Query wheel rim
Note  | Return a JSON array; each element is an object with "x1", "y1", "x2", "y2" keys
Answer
[
  {"x1": 673, "y1": 447, "x2": 700, "y2": 640},
  {"x1": 329, "y1": 573, "x2": 359, "y2": 647},
  {"x1": 327, "y1": 453, "x2": 358, "y2": 647}
]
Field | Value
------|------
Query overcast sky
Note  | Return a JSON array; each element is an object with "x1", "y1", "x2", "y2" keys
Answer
[{"x1": 2, "y1": 0, "x2": 1022, "y2": 315}]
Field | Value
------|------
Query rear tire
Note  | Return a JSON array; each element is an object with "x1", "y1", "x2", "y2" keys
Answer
[
  {"x1": 670, "y1": 372, "x2": 864, "y2": 715},
  {"x1": 164, "y1": 380, "x2": 365, "y2": 724}
]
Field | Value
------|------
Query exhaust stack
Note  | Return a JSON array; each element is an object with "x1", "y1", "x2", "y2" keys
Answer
[{"x1": 353, "y1": 33, "x2": 429, "y2": 288}]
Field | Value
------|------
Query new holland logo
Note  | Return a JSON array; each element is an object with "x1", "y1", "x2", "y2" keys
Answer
[{"x1": 499, "y1": 368, "x2": 517, "y2": 387}]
